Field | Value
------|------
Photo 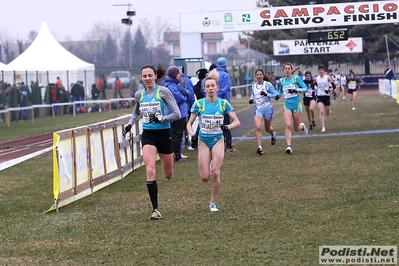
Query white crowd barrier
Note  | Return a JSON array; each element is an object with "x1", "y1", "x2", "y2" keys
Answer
[
  {"x1": 46, "y1": 115, "x2": 143, "y2": 212},
  {"x1": 0, "y1": 97, "x2": 135, "y2": 127},
  {"x1": 378, "y1": 79, "x2": 398, "y2": 103}
]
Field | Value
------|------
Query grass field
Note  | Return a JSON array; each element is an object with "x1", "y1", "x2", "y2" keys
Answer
[{"x1": 0, "y1": 90, "x2": 398, "y2": 265}]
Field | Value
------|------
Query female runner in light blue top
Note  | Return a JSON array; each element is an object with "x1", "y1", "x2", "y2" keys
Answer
[
  {"x1": 249, "y1": 69, "x2": 277, "y2": 155},
  {"x1": 187, "y1": 70, "x2": 240, "y2": 212},
  {"x1": 275, "y1": 63, "x2": 309, "y2": 154},
  {"x1": 122, "y1": 64, "x2": 181, "y2": 220}
]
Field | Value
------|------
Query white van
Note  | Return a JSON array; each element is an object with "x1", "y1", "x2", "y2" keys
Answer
[{"x1": 106, "y1": 71, "x2": 134, "y2": 88}]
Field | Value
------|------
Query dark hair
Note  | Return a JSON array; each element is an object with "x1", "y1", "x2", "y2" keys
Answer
[
  {"x1": 305, "y1": 71, "x2": 312, "y2": 76},
  {"x1": 283, "y1": 63, "x2": 293, "y2": 70},
  {"x1": 318, "y1": 64, "x2": 325, "y2": 70},
  {"x1": 255, "y1": 69, "x2": 271, "y2": 82},
  {"x1": 141, "y1": 64, "x2": 166, "y2": 83}
]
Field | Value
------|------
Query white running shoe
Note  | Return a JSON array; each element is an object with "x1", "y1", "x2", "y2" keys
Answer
[
  {"x1": 300, "y1": 122, "x2": 308, "y2": 135},
  {"x1": 181, "y1": 154, "x2": 188, "y2": 159},
  {"x1": 187, "y1": 146, "x2": 195, "y2": 151},
  {"x1": 321, "y1": 127, "x2": 326, "y2": 132},
  {"x1": 285, "y1": 145, "x2": 292, "y2": 154},
  {"x1": 209, "y1": 203, "x2": 219, "y2": 212}
]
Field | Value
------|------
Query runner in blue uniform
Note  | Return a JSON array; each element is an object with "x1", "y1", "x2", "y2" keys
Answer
[
  {"x1": 122, "y1": 64, "x2": 181, "y2": 220},
  {"x1": 187, "y1": 70, "x2": 240, "y2": 212},
  {"x1": 249, "y1": 69, "x2": 277, "y2": 155},
  {"x1": 275, "y1": 63, "x2": 309, "y2": 154}
]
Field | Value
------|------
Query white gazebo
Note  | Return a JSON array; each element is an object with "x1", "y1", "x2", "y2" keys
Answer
[{"x1": 2, "y1": 22, "x2": 95, "y2": 95}]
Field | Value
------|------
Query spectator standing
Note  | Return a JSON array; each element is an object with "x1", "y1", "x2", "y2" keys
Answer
[
  {"x1": 180, "y1": 72, "x2": 195, "y2": 154},
  {"x1": 163, "y1": 66, "x2": 188, "y2": 162},
  {"x1": 55, "y1": 76, "x2": 63, "y2": 87},
  {"x1": 31, "y1": 81, "x2": 42, "y2": 118},
  {"x1": 215, "y1": 57, "x2": 236, "y2": 153},
  {"x1": 97, "y1": 75, "x2": 106, "y2": 99},
  {"x1": 70, "y1": 81, "x2": 85, "y2": 113},
  {"x1": 122, "y1": 64, "x2": 181, "y2": 219},
  {"x1": 0, "y1": 83, "x2": 5, "y2": 122},
  {"x1": 186, "y1": 70, "x2": 241, "y2": 212},
  {"x1": 8, "y1": 84, "x2": 21, "y2": 122},
  {"x1": 384, "y1": 65, "x2": 395, "y2": 80},
  {"x1": 20, "y1": 82, "x2": 31, "y2": 120},
  {"x1": 189, "y1": 68, "x2": 208, "y2": 150},
  {"x1": 113, "y1": 77, "x2": 123, "y2": 98}
]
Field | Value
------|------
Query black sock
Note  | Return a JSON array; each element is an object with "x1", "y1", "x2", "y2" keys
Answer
[{"x1": 146, "y1": 180, "x2": 158, "y2": 210}]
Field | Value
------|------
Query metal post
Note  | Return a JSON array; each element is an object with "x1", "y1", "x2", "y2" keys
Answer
[{"x1": 385, "y1": 34, "x2": 390, "y2": 68}]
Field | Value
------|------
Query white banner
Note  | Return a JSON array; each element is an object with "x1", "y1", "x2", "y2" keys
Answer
[
  {"x1": 273, "y1": 37, "x2": 363, "y2": 55},
  {"x1": 180, "y1": 1, "x2": 398, "y2": 33}
]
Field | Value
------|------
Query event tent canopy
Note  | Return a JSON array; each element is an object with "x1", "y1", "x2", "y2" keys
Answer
[{"x1": 4, "y1": 22, "x2": 94, "y2": 72}]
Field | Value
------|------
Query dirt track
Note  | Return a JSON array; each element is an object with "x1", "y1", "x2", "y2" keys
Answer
[{"x1": 0, "y1": 133, "x2": 53, "y2": 165}]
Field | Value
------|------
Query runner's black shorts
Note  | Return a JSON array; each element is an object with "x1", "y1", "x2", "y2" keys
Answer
[
  {"x1": 303, "y1": 96, "x2": 317, "y2": 106},
  {"x1": 141, "y1": 129, "x2": 173, "y2": 154},
  {"x1": 317, "y1": 95, "x2": 331, "y2": 106}
]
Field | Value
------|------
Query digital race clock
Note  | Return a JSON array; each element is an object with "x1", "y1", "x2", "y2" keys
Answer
[{"x1": 307, "y1": 28, "x2": 348, "y2": 42}]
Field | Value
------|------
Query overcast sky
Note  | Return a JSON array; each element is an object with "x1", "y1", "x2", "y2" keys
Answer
[{"x1": 0, "y1": 0, "x2": 258, "y2": 42}]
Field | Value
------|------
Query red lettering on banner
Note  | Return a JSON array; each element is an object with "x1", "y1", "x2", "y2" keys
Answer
[
  {"x1": 275, "y1": 9, "x2": 288, "y2": 18},
  {"x1": 327, "y1": 6, "x2": 340, "y2": 15},
  {"x1": 260, "y1": 10, "x2": 270, "y2": 19},
  {"x1": 313, "y1": 7, "x2": 324, "y2": 15},
  {"x1": 259, "y1": 2, "x2": 397, "y2": 20},
  {"x1": 359, "y1": 5, "x2": 369, "y2": 13},
  {"x1": 384, "y1": 3, "x2": 397, "y2": 11},
  {"x1": 344, "y1": 6, "x2": 354, "y2": 14},
  {"x1": 292, "y1": 8, "x2": 309, "y2": 17}
]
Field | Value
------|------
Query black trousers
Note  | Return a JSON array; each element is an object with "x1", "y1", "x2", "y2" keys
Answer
[
  {"x1": 170, "y1": 118, "x2": 186, "y2": 161},
  {"x1": 223, "y1": 114, "x2": 233, "y2": 149}
]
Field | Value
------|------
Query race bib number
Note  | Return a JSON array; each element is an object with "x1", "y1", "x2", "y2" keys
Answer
[
  {"x1": 255, "y1": 94, "x2": 270, "y2": 109},
  {"x1": 140, "y1": 102, "x2": 162, "y2": 123},
  {"x1": 200, "y1": 114, "x2": 224, "y2": 134},
  {"x1": 348, "y1": 83, "x2": 356, "y2": 89},
  {"x1": 283, "y1": 85, "x2": 297, "y2": 98}
]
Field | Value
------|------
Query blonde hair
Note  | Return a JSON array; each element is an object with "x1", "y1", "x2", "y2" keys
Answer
[{"x1": 204, "y1": 69, "x2": 219, "y2": 84}]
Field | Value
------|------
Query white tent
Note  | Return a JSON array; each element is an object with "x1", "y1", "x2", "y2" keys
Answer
[
  {"x1": 0, "y1": 61, "x2": 6, "y2": 70},
  {"x1": 2, "y1": 22, "x2": 95, "y2": 95}
]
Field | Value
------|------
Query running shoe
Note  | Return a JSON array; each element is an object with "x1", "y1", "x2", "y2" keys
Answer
[
  {"x1": 285, "y1": 145, "x2": 292, "y2": 154},
  {"x1": 312, "y1": 121, "x2": 316, "y2": 127},
  {"x1": 309, "y1": 124, "x2": 313, "y2": 130},
  {"x1": 352, "y1": 107, "x2": 356, "y2": 111},
  {"x1": 321, "y1": 127, "x2": 326, "y2": 132},
  {"x1": 150, "y1": 209, "x2": 162, "y2": 220},
  {"x1": 271, "y1": 132, "x2": 277, "y2": 145},
  {"x1": 300, "y1": 122, "x2": 308, "y2": 135},
  {"x1": 209, "y1": 203, "x2": 219, "y2": 212},
  {"x1": 257, "y1": 147, "x2": 264, "y2": 155},
  {"x1": 181, "y1": 154, "x2": 188, "y2": 159}
]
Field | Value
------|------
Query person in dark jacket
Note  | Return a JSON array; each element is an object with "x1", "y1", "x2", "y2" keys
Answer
[
  {"x1": 71, "y1": 81, "x2": 85, "y2": 113},
  {"x1": 163, "y1": 66, "x2": 189, "y2": 162},
  {"x1": 8, "y1": 84, "x2": 21, "y2": 122},
  {"x1": 215, "y1": 57, "x2": 236, "y2": 153},
  {"x1": 20, "y1": 82, "x2": 31, "y2": 119}
]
